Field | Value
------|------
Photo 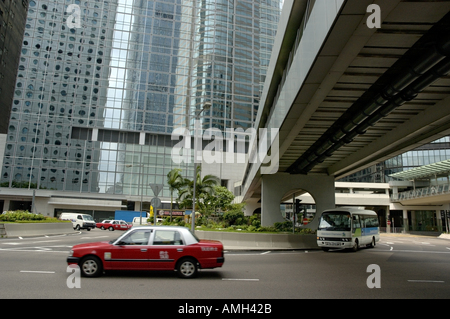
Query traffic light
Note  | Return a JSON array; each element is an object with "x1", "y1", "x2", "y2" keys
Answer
[{"x1": 295, "y1": 199, "x2": 302, "y2": 215}]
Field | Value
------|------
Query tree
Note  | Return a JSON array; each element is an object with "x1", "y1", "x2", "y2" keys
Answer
[
  {"x1": 201, "y1": 185, "x2": 235, "y2": 216},
  {"x1": 177, "y1": 166, "x2": 219, "y2": 212},
  {"x1": 167, "y1": 168, "x2": 186, "y2": 222}
]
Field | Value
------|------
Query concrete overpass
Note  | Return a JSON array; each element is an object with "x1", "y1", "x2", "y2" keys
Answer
[{"x1": 241, "y1": 0, "x2": 450, "y2": 226}]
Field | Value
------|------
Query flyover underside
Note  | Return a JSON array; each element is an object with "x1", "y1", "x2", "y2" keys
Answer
[
  {"x1": 245, "y1": 0, "x2": 450, "y2": 225},
  {"x1": 282, "y1": 0, "x2": 450, "y2": 179}
]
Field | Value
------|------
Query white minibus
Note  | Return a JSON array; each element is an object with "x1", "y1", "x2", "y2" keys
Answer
[{"x1": 317, "y1": 207, "x2": 380, "y2": 252}]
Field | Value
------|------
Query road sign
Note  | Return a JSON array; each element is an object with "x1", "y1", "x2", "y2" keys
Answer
[
  {"x1": 149, "y1": 184, "x2": 164, "y2": 197},
  {"x1": 151, "y1": 197, "x2": 161, "y2": 208}
]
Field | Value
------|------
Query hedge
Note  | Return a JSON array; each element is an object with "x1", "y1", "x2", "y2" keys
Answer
[{"x1": 0, "y1": 211, "x2": 46, "y2": 222}]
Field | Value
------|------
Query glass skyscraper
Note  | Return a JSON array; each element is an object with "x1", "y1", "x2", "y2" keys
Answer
[{"x1": 1, "y1": 0, "x2": 282, "y2": 203}]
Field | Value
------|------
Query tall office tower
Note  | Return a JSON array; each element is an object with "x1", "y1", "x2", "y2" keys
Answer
[
  {"x1": 2, "y1": 0, "x2": 117, "y2": 193},
  {"x1": 0, "y1": 0, "x2": 29, "y2": 134},
  {"x1": 1, "y1": 0, "x2": 282, "y2": 202}
]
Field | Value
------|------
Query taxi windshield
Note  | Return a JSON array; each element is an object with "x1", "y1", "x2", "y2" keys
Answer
[{"x1": 318, "y1": 212, "x2": 351, "y2": 231}]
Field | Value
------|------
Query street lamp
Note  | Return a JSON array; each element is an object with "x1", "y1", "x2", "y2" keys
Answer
[{"x1": 191, "y1": 102, "x2": 211, "y2": 233}]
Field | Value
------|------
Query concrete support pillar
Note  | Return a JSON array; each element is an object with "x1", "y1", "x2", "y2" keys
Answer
[
  {"x1": 3, "y1": 199, "x2": 10, "y2": 212},
  {"x1": 261, "y1": 173, "x2": 335, "y2": 228},
  {"x1": 403, "y1": 209, "x2": 408, "y2": 233},
  {"x1": 436, "y1": 209, "x2": 442, "y2": 231}
]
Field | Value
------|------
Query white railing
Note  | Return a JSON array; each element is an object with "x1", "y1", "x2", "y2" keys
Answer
[{"x1": 391, "y1": 184, "x2": 450, "y2": 201}]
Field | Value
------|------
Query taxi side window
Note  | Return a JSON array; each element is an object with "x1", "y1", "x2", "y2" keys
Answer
[
  {"x1": 117, "y1": 230, "x2": 151, "y2": 245},
  {"x1": 153, "y1": 230, "x2": 183, "y2": 245}
]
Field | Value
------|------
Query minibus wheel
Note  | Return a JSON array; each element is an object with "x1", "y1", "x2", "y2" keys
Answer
[{"x1": 351, "y1": 239, "x2": 359, "y2": 252}]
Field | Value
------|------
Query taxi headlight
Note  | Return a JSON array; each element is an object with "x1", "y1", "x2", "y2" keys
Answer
[{"x1": 69, "y1": 250, "x2": 74, "y2": 257}]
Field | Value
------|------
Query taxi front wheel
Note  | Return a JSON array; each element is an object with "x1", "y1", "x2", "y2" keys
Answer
[
  {"x1": 80, "y1": 256, "x2": 103, "y2": 277},
  {"x1": 176, "y1": 257, "x2": 198, "y2": 279}
]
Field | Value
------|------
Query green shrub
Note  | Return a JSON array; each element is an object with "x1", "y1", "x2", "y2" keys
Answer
[
  {"x1": 257, "y1": 226, "x2": 277, "y2": 232},
  {"x1": 0, "y1": 211, "x2": 46, "y2": 222},
  {"x1": 249, "y1": 214, "x2": 261, "y2": 228},
  {"x1": 274, "y1": 221, "x2": 293, "y2": 231},
  {"x1": 223, "y1": 210, "x2": 245, "y2": 226}
]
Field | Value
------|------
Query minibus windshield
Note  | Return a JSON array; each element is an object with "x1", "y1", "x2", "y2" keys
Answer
[{"x1": 318, "y1": 212, "x2": 351, "y2": 231}]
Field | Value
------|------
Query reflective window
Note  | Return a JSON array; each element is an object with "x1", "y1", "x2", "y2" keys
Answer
[{"x1": 1, "y1": 0, "x2": 282, "y2": 197}]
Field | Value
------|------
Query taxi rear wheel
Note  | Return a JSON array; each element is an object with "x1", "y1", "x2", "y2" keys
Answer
[
  {"x1": 80, "y1": 256, "x2": 103, "y2": 277},
  {"x1": 176, "y1": 257, "x2": 198, "y2": 279}
]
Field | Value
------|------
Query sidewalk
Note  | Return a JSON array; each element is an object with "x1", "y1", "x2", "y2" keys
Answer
[
  {"x1": 438, "y1": 233, "x2": 450, "y2": 240},
  {"x1": 196, "y1": 231, "x2": 319, "y2": 251},
  {"x1": 381, "y1": 232, "x2": 450, "y2": 239}
]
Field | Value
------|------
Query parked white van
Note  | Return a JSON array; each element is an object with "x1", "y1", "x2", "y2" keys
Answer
[
  {"x1": 59, "y1": 212, "x2": 96, "y2": 231},
  {"x1": 132, "y1": 216, "x2": 149, "y2": 226}
]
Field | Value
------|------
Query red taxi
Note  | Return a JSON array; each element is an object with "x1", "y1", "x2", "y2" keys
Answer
[
  {"x1": 67, "y1": 226, "x2": 224, "y2": 278},
  {"x1": 96, "y1": 220, "x2": 132, "y2": 231}
]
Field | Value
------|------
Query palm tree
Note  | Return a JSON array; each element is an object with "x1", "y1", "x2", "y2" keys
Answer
[
  {"x1": 167, "y1": 168, "x2": 186, "y2": 222},
  {"x1": 177, "y1": 166, "x2": 219, "y2": 212}
]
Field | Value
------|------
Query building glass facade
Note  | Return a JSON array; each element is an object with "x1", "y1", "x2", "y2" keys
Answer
[
  {"x1": 1, "y1": 0, "x2": 282, "y2": 200},
  {"x1": 339, "y1": 136, "x2": 450, "y2": 183}
]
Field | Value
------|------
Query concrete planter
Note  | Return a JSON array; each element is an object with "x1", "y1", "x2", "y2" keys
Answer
[
  {"x1": 0, "y1": 223, "x2": 75, "y2": 238},
  {"x1": 196, "y1": 230, "x2": 318, "y2": 250}
]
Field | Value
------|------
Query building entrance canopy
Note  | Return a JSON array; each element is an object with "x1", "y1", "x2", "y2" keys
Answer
[{"x1": 390, "y1": 159, "x2": 450, "y2": 180}]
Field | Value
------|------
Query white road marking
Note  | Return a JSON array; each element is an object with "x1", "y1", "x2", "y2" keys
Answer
[
  {"x1": 80, "y1": 236, "x2": 109, "y2": 239},
  {"x1": 378, "y1": 249, "x2": 450, "y2": 254},
  {"x1": 20, "y1": 270, "x2": 55, "y2": 274},
  {"x1": 408, "y1": 280, "x2": 444, "y2": 283},
  {"x1": 1, "y1": 239, "x2": 61, "y2": 245},
  {"x1": 222, "y1": 278, "x2": 259, "y2": 282},
  {"x1": 32, "y1": 240, "x2": 61, "y2": 244},
  {"x1": 0, "y1": 247, "x2": 69, "y2": 253}
]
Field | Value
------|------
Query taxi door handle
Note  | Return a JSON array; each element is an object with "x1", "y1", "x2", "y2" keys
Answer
[
  {"x1": 140, "y1": 249, "x2": 147, "y2": 252},
  {"x1": 177, "y1": 249, "x2": 183, "y2": 252}
]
